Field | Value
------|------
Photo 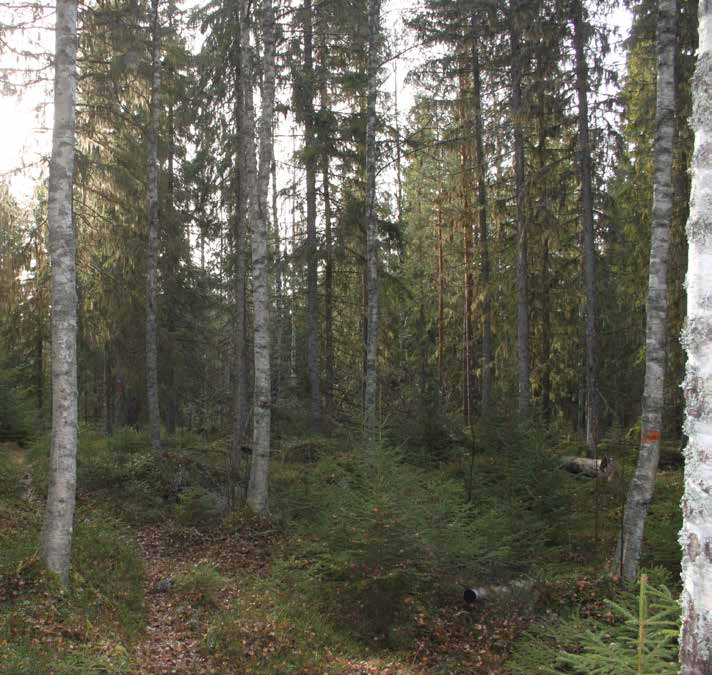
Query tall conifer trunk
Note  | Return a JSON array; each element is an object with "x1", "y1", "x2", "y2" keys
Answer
[
  {"x1": 145, "y1": 0, "x2": 162, "y2": 451},
  {"x1": 321, "y1": 145, "x2": 335, "y2": 414},
  {"x1": 572, "y1": 0, "x2": 599, "y2": 457},
  {"x1": 246, "y1": 0, "x2": 275, "y2": 513},
  {"x1": 471, "y1": 14, "x2": 492, "y2": 415},
  {"x1": 303, "y1": 0, "x2": 321, "y2": 432},
  {"x1": 41, "y1": 0, "x2": 79, "y2": 585},
  {"x1": 231, "y1": 9, "x2": 249, "y2": 504},
  {"x1": 679, "y1": 2, "x2": 712, "y2": 666},
  {"x1": 364, "y1": 0, "x2": 381, "y2": 447},
  {"x1": 510, "y1": 1, "x2": 530, "y2": 419},
  {"x1": 616, "y1": 0, "x2": 676, "y2": 583}
]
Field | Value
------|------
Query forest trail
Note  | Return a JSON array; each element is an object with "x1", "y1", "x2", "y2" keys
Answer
[
  {"x1": 131, "y1": 520, "x2": 278, "y2": 674},
  {"x1": 133, "y1": 526, "x2": 216, "y2": 674}
]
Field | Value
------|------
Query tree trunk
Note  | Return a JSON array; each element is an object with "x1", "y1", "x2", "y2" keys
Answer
[
  {"x1": 145, "y1": 0, "x2": 162, "y2": 451},
  {"x1": 364, "y1": 0, "x2": 381, "y2": 448},
  {"x1": 572, "y1": 0, "x2": 599, "y2": 458},
  {"x1": 231, "y1": 8, "x2": 249, "y2": 506},
  {"x1": 303, "y1": 0, "x2": 321, "y2": 432},
  {"x1": 542, "y1": 236, "x2": 552, "y2": 424},
  {"x1": 460, "y1": 74, "x2": 474, "y2": 427},
  {"x1": 104, "y1": 343, "x2": 113, "y2": 436},
  {"x1": 470, "y1": 15, "x2": 492, "y2": 415},
  {"x1": 41, "y1": 0, "x2": 79, "y2": 585},
  {"x1": 322, "y1": 147, "x2": 335, "y2": 415},
  {"x1": 437, "y1": 206, "x2": 445, "y2": 391},
  {"x1": 678, "y1": 0, "x2": 712, "y2": 669},
  {"x1": 616, "y1": 0, "x2": 676, "y2": 584},
  {"x1": 246, "y1": 0, "x2": 275, "y2": 513},
  {"x1": 510, "y1": 1, "x2": 530, "y2": 419}
]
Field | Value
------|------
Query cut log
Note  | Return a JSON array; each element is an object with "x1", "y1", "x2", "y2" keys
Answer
[
  {"x1": 463, "y1": 579, "x2": 535, "y2": 603},
  {"x1": 559, "y1": 455, "x2": 616, "y2": 480}
]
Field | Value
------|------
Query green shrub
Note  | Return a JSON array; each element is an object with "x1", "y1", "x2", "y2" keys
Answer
[
  {"x1": 0, "y1": 369, "x2": 35, "y2": 446},
  {"x1": 299, "y1": 446, "x2": 512, "y2": 640},
  {"x1": 203, "y1": 568, "x2": 365, "y2": 672},
  {"x1": 0, "y1": 512, "x2": 143, "y2": 674},
  {"x1": 174, "y1": 485, "x2": 221, "y2": 526},
  {"x1": 175, "y1": 562, "x2": 227, "y2": 607},
  {"x1": 71, "y1": 513, "x2": 146, "y2": 637},
  {"x1": 508, "y1": 574, "x2": 679, "y2": 674}
]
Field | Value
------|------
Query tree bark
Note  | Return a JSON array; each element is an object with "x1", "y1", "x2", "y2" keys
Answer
[
  {"x1": 470, "y1": 15, "x2": 492, "y2": 415},
  {"x1": 145, "y1": 0, "x2": 162, "y2": 451},
  {"x1": 572, "y1": 0, "x2": 599, "y2": 458},
  {"x1": 246, "y1": 0, "x2": 275, "y2": 513},
  {"x1": 303, "y1": 0, "x2": 321, "y2": 432},
  {"x1": 678, "y1": 0, "x2": 712, "y2": 669},
  {"x1": 322, "y1": 146, "x2": 335, "y2": 415},
  {"x1": 230, "y1": 7, "x2": 249, "y2": 505},
  {"x1": 616, "y1": 0, "x2": 676, "y2": 584},
  {"x1": 364, "y1": 0, "x2": 381, "y2": 448},
  {"x1": 460, "y1": 72, "x2": 474, "y2": 427},
  {"x1": 437, "y1": 206, "x2": 445, "y2": 391},
  {"x1": 510, "y1": 1, "x2": 530, "y2": 419},
  {"x1": 41, "y1": 0, "x2": 79, "y2": 585}
]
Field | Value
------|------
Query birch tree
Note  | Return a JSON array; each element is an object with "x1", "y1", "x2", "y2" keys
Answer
[
  {"x1": 679, "y1": 0, "x2": 712, "y2": 667},
  {"x1": 246, "y1": 0, "x2": 275, "y2": 513},
  {"x1": 364, "y1": 0, "x2": 381, "y2": 447},
  {"x1": 41, "y1": 0, "x2": 79, "y2": 584},
  {"x1": 616, "y1": 0, "x2": 676, "y2": 583},
  {"x1": 145, "y1": 0, "x2": 162, "y2": 451}
]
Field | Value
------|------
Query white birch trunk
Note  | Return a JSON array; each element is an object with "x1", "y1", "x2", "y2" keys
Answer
[
  {"x1": 364, "y1": 0, "x2": 381, "y2": 448},
  {"x1": 246, "y1": 0, "x2": 275, "y2": 514},
  {"x1": 679, "y1": 1, "x2": 712, "y2": 669},
  {"x1": 145, "y1": 0, "x2": 162, "y2": 451},
  {"x1": 41, "y1": 0, "x2": 79, "y2": 585},
  {"x1": 616, "y1": 0, "x2": 676, "y2": 584}
]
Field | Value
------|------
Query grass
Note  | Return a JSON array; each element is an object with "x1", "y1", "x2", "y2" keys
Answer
[
  {"x1": 0, "y1": 422, "x2": 686, "y2": 673},
  {"x1": 0, "y1": 443, "x2": 145, "y2": 674}
]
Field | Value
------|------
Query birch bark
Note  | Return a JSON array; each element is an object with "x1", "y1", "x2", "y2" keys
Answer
[
  {"x1": 616, "y1": 0, "x2": 676, "y2": 583},
  {"x1": 41, "y1": 0, "x2": 79, "y2": 585},
  {"x1": 679, "y1": 1, "x2": 712, "y2": 668},
  {"x1": 246, "y1": 0, "x2": 275, "y2": 513}
]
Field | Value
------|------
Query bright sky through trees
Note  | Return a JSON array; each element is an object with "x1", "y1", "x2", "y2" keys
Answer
[{"x1": 0, "y1": 0, "x2": 630, "y2": 205}]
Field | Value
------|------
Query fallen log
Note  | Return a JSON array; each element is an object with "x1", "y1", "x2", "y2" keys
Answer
[
  {"x1": 462, "y1": 579, "x2": 535, "y2": 603},
  {"x1": 559, "y1": 455, "x2": 616, "y2": 480}
]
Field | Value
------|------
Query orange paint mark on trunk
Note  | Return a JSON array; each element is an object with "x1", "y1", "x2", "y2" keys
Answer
[{"x1": 642, "y1": 430, "x2": 661, "y2": 444}]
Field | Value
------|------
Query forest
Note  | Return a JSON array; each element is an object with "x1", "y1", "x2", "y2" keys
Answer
[{"x1": 1, "y1": 0, "x2": 711, "y2": 670}]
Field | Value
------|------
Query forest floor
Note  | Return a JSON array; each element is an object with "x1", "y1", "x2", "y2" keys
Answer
[{"x1": 0, "y1": 432, "x2": 684, "y2": 674}]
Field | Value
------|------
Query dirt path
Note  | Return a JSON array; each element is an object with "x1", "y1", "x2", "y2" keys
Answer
[{"x1": 133, "y1": 527, "x2": 214, "y2": 674}]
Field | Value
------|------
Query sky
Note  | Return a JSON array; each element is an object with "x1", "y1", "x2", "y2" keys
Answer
[
  {"x1": 0, "y1": 1, "x2": 632, "y2": 206},
  {"x1": 0, "y1": 3, "x2": 54, "y2": 202}
]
